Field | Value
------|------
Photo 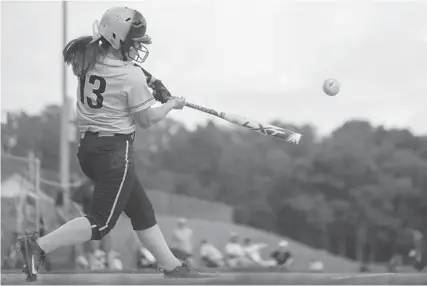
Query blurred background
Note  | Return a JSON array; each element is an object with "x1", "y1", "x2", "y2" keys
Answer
[{"x1": 1, "y1": 0, "x2": 427, "y2": 275}]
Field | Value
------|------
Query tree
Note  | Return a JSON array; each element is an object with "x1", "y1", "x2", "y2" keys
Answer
[{"x1": 6, "y1": 108, "x2": 427, "y2": 263}]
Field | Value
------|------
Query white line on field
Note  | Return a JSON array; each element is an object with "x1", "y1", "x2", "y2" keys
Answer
[{"x1": 331, "y1": 273, "x2": 394, "y2": 280}]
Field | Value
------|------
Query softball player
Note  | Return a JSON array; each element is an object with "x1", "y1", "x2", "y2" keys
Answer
[{"x1": 17, "y1": 6, "x2": 199, "y2": 281}]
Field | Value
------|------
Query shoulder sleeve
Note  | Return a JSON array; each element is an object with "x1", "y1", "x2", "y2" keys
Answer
[{"x1": 125, "y1": 66, "x2": 156, "y2": 113}]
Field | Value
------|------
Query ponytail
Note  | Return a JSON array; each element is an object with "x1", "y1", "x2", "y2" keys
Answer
[{"x1": 63, "y1": 36, "x2": 111, "y2": 77}]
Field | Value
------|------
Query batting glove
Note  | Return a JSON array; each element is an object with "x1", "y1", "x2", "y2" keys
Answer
[
  {"x1": 150, "y1": 79, "x2": 171, "y2": 104},
  {"x1": 140, "y1": 67, "x2": 171, "y2": 104}
]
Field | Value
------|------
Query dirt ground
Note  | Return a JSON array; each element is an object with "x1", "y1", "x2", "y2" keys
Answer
[{"x1": 2, "y1": 272, "x2": 427, "y2": 285}]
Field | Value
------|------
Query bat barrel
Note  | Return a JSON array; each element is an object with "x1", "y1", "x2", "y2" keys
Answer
[
  {"x1": 171, "y1": 96, "x2": 302, "y2": 144},
  {"x1": 273, "y1": 131, "x2": 302, "y2": 144}
]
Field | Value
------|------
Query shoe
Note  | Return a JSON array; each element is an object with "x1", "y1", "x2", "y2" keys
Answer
[
  {"x1": 16, "y1": 232, "x2": 46, "y2": 282},
  {"x1": 163, "y1": 262, "x2": 201, "y2": 279}
]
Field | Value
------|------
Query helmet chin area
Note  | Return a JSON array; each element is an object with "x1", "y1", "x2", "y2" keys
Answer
[{"x1": 128, "y1": 41, "x2": 149, "y2": 63}]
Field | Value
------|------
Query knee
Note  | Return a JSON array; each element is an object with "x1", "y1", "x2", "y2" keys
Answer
[
  {"x1": 131, "y1": 204, "x2": 157, "y2": 231},
  {"x1": 85, "y1": 215, "x2": 118, "y2": 241}
]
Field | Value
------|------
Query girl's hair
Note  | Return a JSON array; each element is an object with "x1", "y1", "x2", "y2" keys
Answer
[{"x1": 63, "y1": 36, "x2": 111, "y2": 77}]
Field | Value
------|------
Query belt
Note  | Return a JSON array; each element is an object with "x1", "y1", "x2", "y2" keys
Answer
[{"x1": 80, "y1": 131, "x2": 134, "y2": 139}]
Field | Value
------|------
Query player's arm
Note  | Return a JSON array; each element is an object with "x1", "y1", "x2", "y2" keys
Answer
[
  {"x1": 136, "y1": 101, "x2": 176, "y2": 129},
  {"x1": 126, "y1": 70, "x2": 184, "y2": 129}
]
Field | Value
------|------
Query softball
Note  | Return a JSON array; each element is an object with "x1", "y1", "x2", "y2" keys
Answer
[{"x1": 323, "y1": 79, "x2": 340, "y2": 96}]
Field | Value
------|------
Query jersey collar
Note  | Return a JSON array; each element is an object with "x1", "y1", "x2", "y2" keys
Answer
[{"x1": 97, "y1": 55, "x2": 132, "y2": 67}]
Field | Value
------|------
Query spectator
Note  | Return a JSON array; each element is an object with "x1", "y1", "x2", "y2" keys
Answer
[
  {"x1": 137, "y1": 247, "x2": 157, "y2": 269},
  {"x1": 224, "y1": 233, "x2": 248, "y2": 268},
  {"x1": 170, "y1": 218, "x2": 194, "y2": 264},
  {"x1": 309, "y1": 258, "x2": 324, "y2": 273},
  {"x1": 107, "y1": 250, "x2": 123, "y2": 271},
  {"x1": 89, "y1": 249, "x2": 107, "y2": 271},
  {"x1": 411, "y1": 229, "x2": 425, "y2": 270},
  {"x1": 3, "y1": 243, "x2": 18, "y2": 269},
  {"x1": 388, "y1": 222, "x2": 425, "y2": 272},
  {"x1": 75, "y1": 255, "x2": 90, "y2": 271},
  {"x1": 388, "y1": 254, "x2": 400, "y2": 273},
  {"x1": 271, "y1": 240, "x2": 294, "y2": 270},
  {"x1": 199, "y1": 239, "x2": 224, "y2": 268},
  {"x1": 242, "y1": 238, "x2": 276, "y2": 267},
  {"x1": 359, "y1": 263, "x2": 370, "y2": 273}
]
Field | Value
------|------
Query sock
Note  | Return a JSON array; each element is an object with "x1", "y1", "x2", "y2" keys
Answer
[
  {"x1": 135, "y1": 224, "x2": 181, "y2": 271},
  {"x1": 37, "y1": 217, "x2": 92, "y2": 254}
]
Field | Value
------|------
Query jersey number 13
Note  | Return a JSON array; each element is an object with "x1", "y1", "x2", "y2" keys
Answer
[{"x1": 80, "y1": 75, "x2": 105, "y2": 109}]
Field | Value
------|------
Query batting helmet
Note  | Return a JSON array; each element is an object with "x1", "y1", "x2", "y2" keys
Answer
[{"x1": 91, "y1": 7, "x2": 152, "y2": 63}]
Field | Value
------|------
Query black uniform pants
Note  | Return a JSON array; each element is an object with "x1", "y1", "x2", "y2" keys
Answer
[{"x1": 77, "y1": 131, "x2": 156, "y2": 240}]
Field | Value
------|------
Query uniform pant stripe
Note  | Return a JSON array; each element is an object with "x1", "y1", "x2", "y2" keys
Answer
[{"x1": 99, "y1": 140, "x2": 129, "y2": 231}]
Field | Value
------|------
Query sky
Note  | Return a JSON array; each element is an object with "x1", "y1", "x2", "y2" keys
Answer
[{"x1": 2, "y1": 0, "x2": 427, "y2": 135}]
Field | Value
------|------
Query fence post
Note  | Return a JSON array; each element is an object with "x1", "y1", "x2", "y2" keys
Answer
[{"x1": 35, "y1": 157, "x2": 41, "y2": 233}]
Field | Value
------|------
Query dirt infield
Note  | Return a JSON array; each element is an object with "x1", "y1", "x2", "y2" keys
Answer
[{"x1": 2, "y1": 272, "x2": 427, "y2": 285}]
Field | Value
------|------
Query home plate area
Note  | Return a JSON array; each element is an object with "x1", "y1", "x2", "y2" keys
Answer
[{"x1": 2, "y1": 272, "x2": 427, "y2": 285}]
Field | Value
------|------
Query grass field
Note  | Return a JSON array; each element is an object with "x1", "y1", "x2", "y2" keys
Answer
[
  {"x1": 109, "y1": 215, "x2": 376, "y2": 272},
  {"x1": 1, "y1": 206, "x2": 404, "y2": 273},
  {"x1": 2, "y1": 272, "x2": 427, "y2": 285},
  {"x1": 3, "y1": 216, "x2": 426, "y2": 284}
]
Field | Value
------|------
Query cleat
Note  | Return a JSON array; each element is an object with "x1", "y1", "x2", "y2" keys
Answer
[
  {"x1": 163, "y1": 262, "x2": 201, "y2": 279},
  {"x1": 17, "y1": 232, "x2": 45, "y2": 282}
]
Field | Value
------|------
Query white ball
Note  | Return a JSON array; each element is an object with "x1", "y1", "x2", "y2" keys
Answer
[{"x1": 323, "y1": 79, "x2": 340, "y2": 96}]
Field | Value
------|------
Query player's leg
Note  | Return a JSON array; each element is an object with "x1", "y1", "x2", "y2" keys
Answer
[
  {"x1": 17, "y1": 215, "x2": 92, "y2": 280},
  {"x1": 123, "y1": 177, "x2": 200, "y2": 278},
  {"x1": 82, "y1": 136, "x2": 136, "y2": 243},
  {"x1": 123, "y1": 177, "x2": 181, "y2": 270},
  {"x1": 17, "y1": 135, "x2": 134, "y2": 281},
  {"x1": 36, "y1": 137, "x2": 135, "y2": 252}
]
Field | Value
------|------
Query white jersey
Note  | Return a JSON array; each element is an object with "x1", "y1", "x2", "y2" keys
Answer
[
  {"x1": 76, "y1": 56, "x2": 155, "y2": 134},
  {"x1": 171, "y1": 227, "x2": 194, "y2": 254}
]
